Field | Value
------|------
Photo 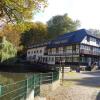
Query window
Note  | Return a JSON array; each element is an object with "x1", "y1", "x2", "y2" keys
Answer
[
  {"x1": 55, "y1": 57, "x2": 60, "y2": 63},
  {"x1": 45, "y1": 57, "x2": 47, "y2": 62},
  {"x1": 63, "y1": 46, "x2": 67, "y2": 52},
  {"x1": 66, "y1": 57, "x2": 72, "y2": 62},
  {"x1": 90, "y1": 37, "x2": 95, "y2": 42},
  {"x1": 80, "y1": 45, "x2": 84, "y2": 49},
  {"x1": 52, "y1": 48, "x2": 56, "y2": 54},
  {"x1": 96, "y1": 40, "x2": 99, "y2": 44},
  {"x1": 47, "y1": 57, "x2": 49, "y2": 61},
  {"x1": 49, "y1": 57, "x2": 51, "y2": 62},
  {"x1": 73, "y1": 45, "x2": 77, "y2": 53},
  {"x1": 40, "y1": 50, "x2": 42, "y2": 53},
  {"x1": 28, "y1": 51, "x2": 30, "y2": 54},
  {"x1": 39, "y1": 56, "x2": 42, "y2": 61},
  {"x1": 76, "y1": 45, "x2": 79, "y2": 49},
  {"x1": 58, "y1": 47, "x2": 63, "y2": 54},
  {"x1": 73, "y1": 57, "x2": 79, "y2": 62},
  {"x1": 48, "y1": 49, "x2": 50, "y2": 54},
  {"x1": 85, "y1": 46, "x2": 90, "y2": 50},
  {"x1": 67, "y1": 49, "x2": 72, "y2": 53},
  {"x1": 87, "y1": 36, "x2": 90, "y2": 42},
  {"x1": 51, "y1": 57, "x2": 54, "y2": 61},
  {"x1": 67, "y1": 46, "x2": 72, "y2": 49},
  {"x1": 34, "y1": 51, "x2": 36, "y2": 53},
  {"x1": 72, "y1": 45, "x2": 76, "y2": 51},
  {"x1": 90, "y1": 47, "x2": 93, "y2": 51},
  {"x1": 80, "y1": 57, "x2": 85, "y2": 62},
  {"x1": 56, "y1": 48, "x2": 59, "y2": 53}
]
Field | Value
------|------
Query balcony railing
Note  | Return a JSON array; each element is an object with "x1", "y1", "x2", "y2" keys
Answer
[
  {"x1": 44, "y1": 52, "x2": 48, "y2": 55},
  {"x1": 48, "y1": 51, "x2": 79, "y2": 56},
  {"x1": 80, "y1": 49, "x2": 100, "y2": 56}
]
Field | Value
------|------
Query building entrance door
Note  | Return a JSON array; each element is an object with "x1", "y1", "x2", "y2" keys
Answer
[{"x1": 88, "y1": 57, "x2": 91, "y2": 66}]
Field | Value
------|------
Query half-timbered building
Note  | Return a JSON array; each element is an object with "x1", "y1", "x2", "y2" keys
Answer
[{"x1": 27, "y1": 29, "x2": 100, "y2": 68}]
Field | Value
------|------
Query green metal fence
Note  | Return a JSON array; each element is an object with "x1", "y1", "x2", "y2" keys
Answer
[
  {"x1": 40, "y1": 71, "x2": 59, "y2": 84},
  {"x1": 0, "y1": 71, "x2": 59, "y2": 100},
  {"x1": 0, "y1": 79, "x2": 27, "y2": 100}
]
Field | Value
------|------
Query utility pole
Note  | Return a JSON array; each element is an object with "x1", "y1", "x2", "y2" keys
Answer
[
  {"x1": 62, "y1": 64, "x2": 64, "y2": 85},
  {"x1": 60, "y1": 57, "x2": 64, "y2": 85}
]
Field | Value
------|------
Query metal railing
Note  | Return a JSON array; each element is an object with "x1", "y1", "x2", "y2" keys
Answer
[
  {"x1": 80, "y1": 49, "x2": 100, "y2": 55},
  {"x1": 0, "y1": 71, "x2": 59, "y2": 100},
  {"x1": 40, "y1": 71, "x2": 59, "y2": 84}
]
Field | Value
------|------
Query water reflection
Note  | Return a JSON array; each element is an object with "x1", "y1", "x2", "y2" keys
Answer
[
  {"x1": 0, "y1": 72, "x2": 33, "y2": 85},
  {"x1": 0, "y1": 72, "x2": 36, "y2": 100}
]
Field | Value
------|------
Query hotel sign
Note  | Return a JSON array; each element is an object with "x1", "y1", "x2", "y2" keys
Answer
[{"x1": 54, "y1": 39, "x2": 68, "y2": 45}]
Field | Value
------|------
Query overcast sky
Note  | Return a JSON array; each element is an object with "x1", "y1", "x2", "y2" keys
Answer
[{"x1": 34, "y1": 0, "x2": 100, "y2": 29}]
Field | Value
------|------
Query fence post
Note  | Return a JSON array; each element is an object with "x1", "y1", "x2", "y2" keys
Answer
[
  {"x1": 26, "y1": 75, "x2": 29, "y2": 97},
  {"x1": 40, "y1": 73, "x2": 41, "y2": 85},
  {"x1": 0, "y1": 85, "x2": 2, "y2": 96},
  {"x1": 33, "y1": 73, "x2": 35, "y2": 89},
  {"x1": 33, "y1": 74, "x2": 35, "y2": 98},
  {"x1": 33, "y1": 73, "x2": 35, "y2": 97},
  {"x1": 52, "y1": 72, "x2": 53, "y2": 83}
]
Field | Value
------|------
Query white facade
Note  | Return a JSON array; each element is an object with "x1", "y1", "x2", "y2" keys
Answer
[
  {"x1": 46, "y1": 56, "x2": 55, "y2": 65},
  {"x1": 27, "y1": 46, "x2": 56, "y2": 65},
  {"x1": 48, "y1": 46, "x2": 74, "y2": 55},
  {"x1": 81, "y1": 36, "x2": 100, "y2": 47},
  {"x1": 27, "y1": 35, "x2": 100, "y2": 66},
  {"x1": 27, "y1": 46, "x2": 46, "y2": 61}
]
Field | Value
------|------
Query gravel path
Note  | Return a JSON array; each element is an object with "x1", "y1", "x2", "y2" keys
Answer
[{"x1": 47, "y1": 71, "x2": 100, "y2": 100}]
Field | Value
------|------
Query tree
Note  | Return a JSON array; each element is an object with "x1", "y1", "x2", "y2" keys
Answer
[
  {"x1": 47, "y1": 14, "x2": 80, "y2": 39},
  {"x1": 21, "y1": 22, "x2": 48, "y2": 48},
  {"x1": 0, "y1": 37, "x2": 17, "y2": 62},
  {"x1": 0, "y1": 22, "x2": 34, "y2": 50},
  {"x1": 0, "y1": 0, "x2": 47, "y2": 22},
  {"x1": 88, "y1": 29, "x2": 100, "y2": 38},
  {"x1": 0, "y1": 22, "x2": 47, "y2": 51}
]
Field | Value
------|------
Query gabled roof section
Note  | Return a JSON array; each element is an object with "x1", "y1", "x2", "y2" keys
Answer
[
  {"x1": 28, "y1": 29, "x2": 100, "y2": 49},
  {"x1": 48, "y1": 29, "x2": 87, "y2": 48},
  {"x1": 86, "y1": 30, "x2": 100, "y2": 40}
]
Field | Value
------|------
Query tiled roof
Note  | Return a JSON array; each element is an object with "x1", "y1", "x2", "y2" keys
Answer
[
  {"x1": 48, "y1": 29, "x2": 87, "y2": 48},
  {"x1": 28, "y1": 29, "x2": 100, "y2": 49}
]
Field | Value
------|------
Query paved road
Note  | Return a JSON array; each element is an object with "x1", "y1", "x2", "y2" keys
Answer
[{"x1": 47, "y1": 71, "x2": 100, "y2": 100}]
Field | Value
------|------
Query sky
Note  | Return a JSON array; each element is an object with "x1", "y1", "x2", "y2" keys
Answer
[{"x1": 34, "y1": 0, "x2": 100, "y2": 29}]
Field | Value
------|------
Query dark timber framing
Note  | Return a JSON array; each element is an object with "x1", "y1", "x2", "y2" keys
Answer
[{"x1": 27, "y1": 29, "x2": 100, "y2": 68}]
